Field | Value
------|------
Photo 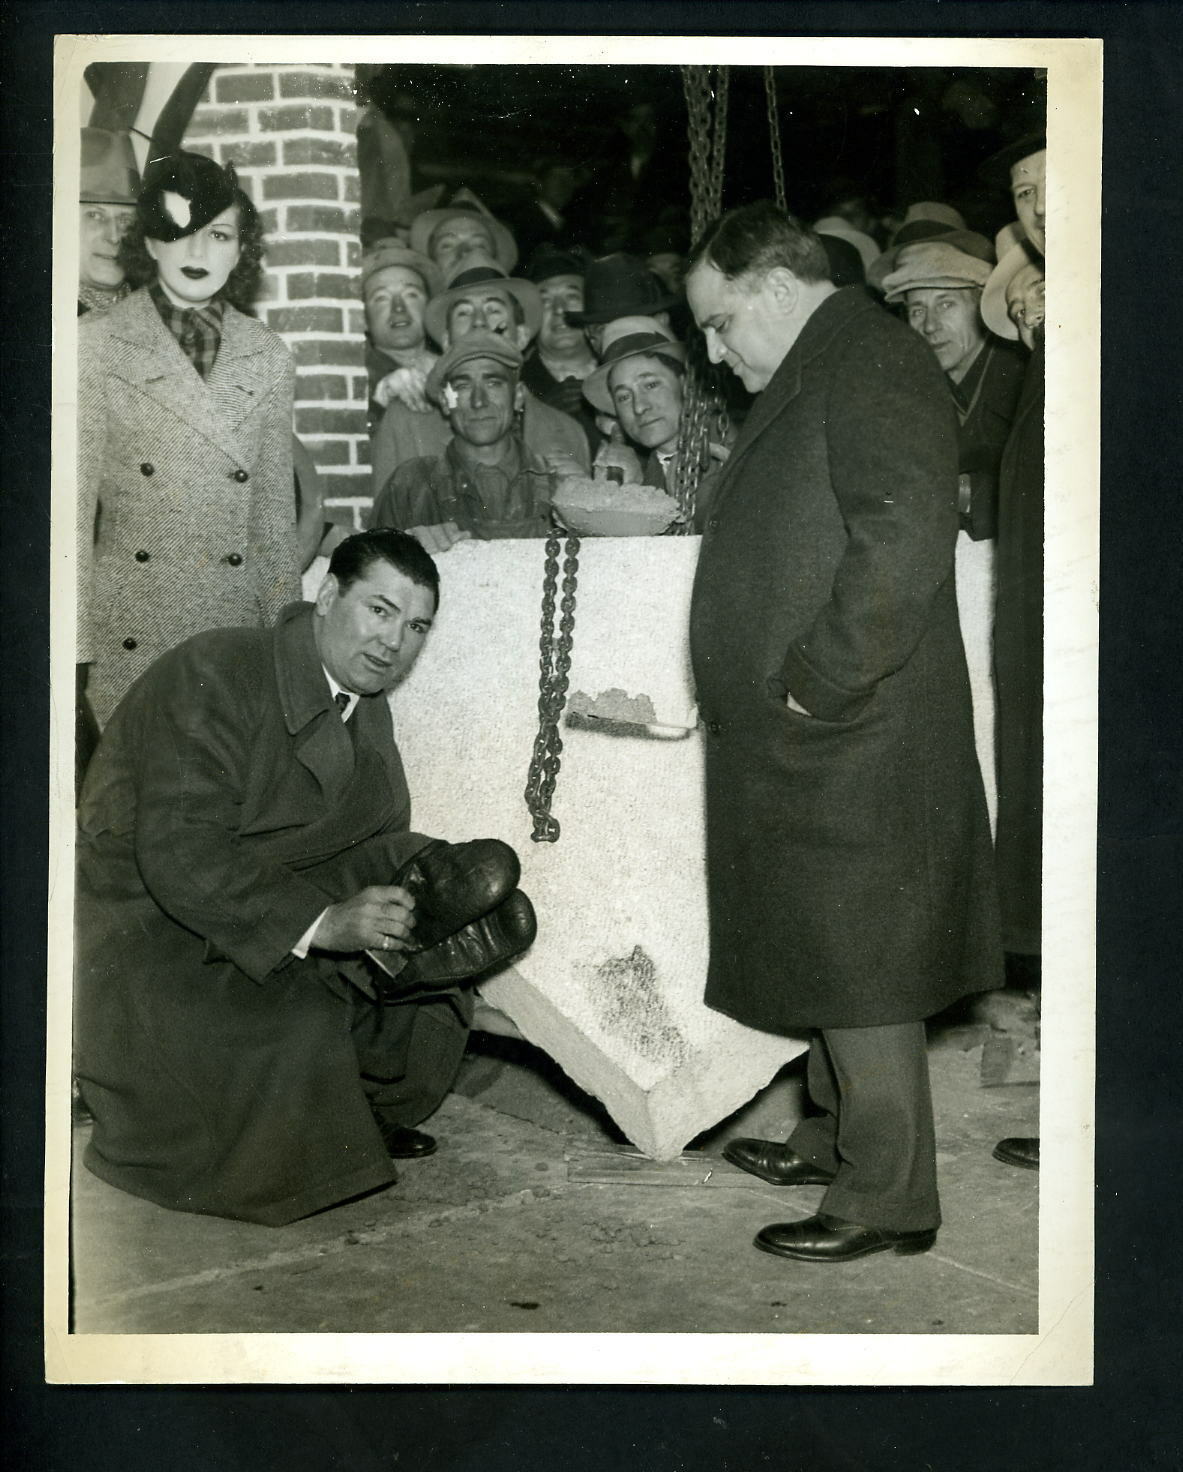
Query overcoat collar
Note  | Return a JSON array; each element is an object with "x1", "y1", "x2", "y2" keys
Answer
[
  {"x1": 273, "y1": 601, "x2": 354, "y2": 797},
  {"x1": 102, "y1": 286, "x2": 273, "y2": 467},
  {"x1": 272, "y1": 601, "x2": 402, "y2": 799},
  {"x1": 711, "y1": 287, "x2": 876, "y2": 503}
]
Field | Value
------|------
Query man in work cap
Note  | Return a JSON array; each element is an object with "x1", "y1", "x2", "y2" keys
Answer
[
  {"x1": 882, "y1": 238, "x2": 1025, "y2": 541},
  {"x1": 78, "y1": 127, "x2": 141, "y2": 315},
  {"x1": 410, "y1": 186, "x2": 519, "y2": 274},
  {"x1": 868, "y1": 224, "x2": 994, "y2": 297},
  {"x1": 368, "y1": 330, "x2": 553, "y2": 548}
]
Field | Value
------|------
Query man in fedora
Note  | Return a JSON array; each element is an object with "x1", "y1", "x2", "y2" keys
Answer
[
  {"x1": 361, "y1": 240, "x2": 443, "y2": 421},
  {"x1": 369, "y1": 252, "x2": 589, "y2": 520},
  {"x1": 409, "y1": 185, "x2": 519, "y2": 275},
  {"x1": 368, "y1": 333, "x2": 553, "y2": 547},
  {"x1": 78, "y1": 127, "x2": 140, "y2": 316},
  {"x1": 983, "y1": 132, "x2": 1046, "y2": 257},
  {"x1": 582, "y1": 316, "x2": 686, "y2": 493},
  {"x1": 519, "y1": 246, "x2": 602, "y2": 459},
  {"x1": 565, "y1": 252, "x2": 679, "y2": 357},
  {"x1": 880, "y1": 237, "x2": 1026, "y2": 543}
]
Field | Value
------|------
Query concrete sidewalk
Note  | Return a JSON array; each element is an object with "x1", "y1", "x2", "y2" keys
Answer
[{"x1": 69, "y1": 1012, "x2": 1039, "y2": 1336}]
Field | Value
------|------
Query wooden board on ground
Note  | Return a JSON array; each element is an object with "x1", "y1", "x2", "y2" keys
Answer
[{"x1": 566, "y1": 1146, "x2": 756, "y2": 1188}]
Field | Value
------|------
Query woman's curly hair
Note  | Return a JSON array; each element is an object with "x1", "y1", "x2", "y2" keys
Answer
[{"x1": 117, "y1": 189, "x2": 267, "y2": 312}]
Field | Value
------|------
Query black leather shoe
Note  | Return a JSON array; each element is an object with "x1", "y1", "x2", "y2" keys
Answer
[
  {"x1": 722, "y1": 1137, "x2": 836, "y2": 1186},
  {"x1": 396, "y1": 889, "x2": 537, "y2": 989},
  {"x1": 755, "y1": 1212, "x2": 938, "y2": 1262},
  {"x1": 993, "y1": 1136, "x2": 1040, "y2": 1170},
  {"x1": 374, "y1": 1121, "x2": 437, "y2": 1160},
  {"x1": 395, "y1": 839, "x2": 521, "y2": 954}
]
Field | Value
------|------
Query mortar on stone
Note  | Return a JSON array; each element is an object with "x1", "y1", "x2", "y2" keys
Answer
[{"x1": 551, "y1": 475, "x2": 683, "y2": 537}]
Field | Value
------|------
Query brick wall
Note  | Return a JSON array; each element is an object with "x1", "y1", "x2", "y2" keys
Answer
[{"x1": 183, "y1": 63, "x2": 371, "y2": 530}]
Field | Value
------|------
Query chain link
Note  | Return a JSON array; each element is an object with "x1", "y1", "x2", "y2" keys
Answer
[
  {"x1": 676, "y1": 65, "x2": 731, "y2": 529},
  {"x1": 524, "y1": 534, "x2": 580, "y2": 842},
  {"x1": 763, "y1": 66, "x2": 787, "y2": 211}
]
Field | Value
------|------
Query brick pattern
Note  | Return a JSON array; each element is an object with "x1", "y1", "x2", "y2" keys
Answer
[{"x1": 185, "y1": 63, "x2": 371, "y2": 528}]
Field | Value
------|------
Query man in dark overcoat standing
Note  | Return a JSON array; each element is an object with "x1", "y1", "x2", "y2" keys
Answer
[
  {"x1": 75, "y1": 529, "x2": 536, "y2": 1225},
  {"x1": 685, "y1": 202, "x2": 1001, "y2": 1263}
]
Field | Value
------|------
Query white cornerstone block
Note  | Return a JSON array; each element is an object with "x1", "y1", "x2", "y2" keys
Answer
[{"x1": 386, "y1": 537, "x2": 807, "y2": 1159}]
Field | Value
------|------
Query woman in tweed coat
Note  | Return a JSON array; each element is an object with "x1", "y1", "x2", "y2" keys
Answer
[{"x1": 77, "y1": 152, "x2": 299, "y2": 727}]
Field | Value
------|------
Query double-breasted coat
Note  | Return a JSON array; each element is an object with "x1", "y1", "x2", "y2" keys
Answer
[
  {"x1": 75, "y1": 603, "x2": 470, "y2": 1225},
  {"x1": 77, "y1": 286, "x2": 301, "y2": 725},
  {"x1": 689, "y1": 287, "x2": 1002, "y2": 1032}
]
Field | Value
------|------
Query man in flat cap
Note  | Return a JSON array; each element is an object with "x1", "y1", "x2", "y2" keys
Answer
[
  {"x1": 881, "y1": 237, "x2": 1026, "y2": 543},
  {"x1": 368, "y1": 333, "x2": 554, "y2": 546},
  {"x1": 78, "y1": 127, "x2": 140, "y2": 316}
]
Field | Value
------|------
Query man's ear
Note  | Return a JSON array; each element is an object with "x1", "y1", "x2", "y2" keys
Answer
[
  {"x1": 314, "y1": 572, "x2": 339, "y2": 617},
  {"x1": 763, "y1": 266, "x2": 800, "y2": 315},
  {"x1": 514, "y1": 324, "x2": 532, "y2": 352},
  {"x1": 513, "y1": 381, "x2": 527, "y2": 414}
]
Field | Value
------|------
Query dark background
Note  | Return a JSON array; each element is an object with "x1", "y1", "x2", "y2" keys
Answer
[{"x1": 4, "y1": 2, "x2": 1181, "y2": 1468}]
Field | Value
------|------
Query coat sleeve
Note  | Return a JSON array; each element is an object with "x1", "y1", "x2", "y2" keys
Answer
[
  {"x1": 76, "y1": 324, "x2": 107, "y2": 664},
  {"x1": 131, "y1": 652, "x2": 336, "y2": 983},
  {"x1": 250, "y1": 343, "x2": 301, "y2": 622},
  {"x1": 777, "y1": 328, "x2": 961, "y2": 722}
]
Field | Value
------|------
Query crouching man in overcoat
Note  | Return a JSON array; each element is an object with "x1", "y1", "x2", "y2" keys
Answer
[
  {"x1": 75, "y1": 529, "x2": 536, "y2": 1225},
  {"x1": 685, "y1": 203, "x2": 1002, "y2": 1263}
]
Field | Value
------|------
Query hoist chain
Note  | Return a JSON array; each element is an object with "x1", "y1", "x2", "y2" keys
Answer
[
  {"x1": 524, "y1": 534, "x2": 580, "y2": 842},
  {"x1": 763, "y1": 66, "x2": 787, "y2": 211},
  {"x1": 676, "y1": 64, "x2": 731, "y2": 529}
]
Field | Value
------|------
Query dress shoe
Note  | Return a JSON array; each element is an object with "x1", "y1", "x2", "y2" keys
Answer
[
  {"x1": 395, "y1": 838, "x2": 521, "y2": 954},
  {"x1": 722, "y1": 1137, "x2": 836, "y2": 1187},
  {"x1": 754, "y1": 1211, "x2": 937, "y2": 1263},
  {"x1": 395, "y1": 889, "x2": 537, "y2": 990},
  {"x1": 993, "y1": 1136, "x2": 1039, "y2": 1170},
  {"x1": 374, "y1": 1120, "x2": 437, "y2": 1159}
]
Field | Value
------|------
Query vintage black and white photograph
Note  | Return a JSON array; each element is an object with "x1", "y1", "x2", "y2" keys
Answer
[{"x1": 47, "y1": 33, "x2": 1099, "y2": 1385}]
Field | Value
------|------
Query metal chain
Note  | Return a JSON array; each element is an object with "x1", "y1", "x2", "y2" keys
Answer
[
  {"x1": 524, "y1": 534, "x2": 580, "y2": 842},
  {"x1": 763, "y1": 66, "x2": 787, "y2": 211},
  {"x1": 675, "y1": 65, "x2": 731, "y2": 529}
]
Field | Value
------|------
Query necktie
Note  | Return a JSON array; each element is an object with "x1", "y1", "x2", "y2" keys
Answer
[{"x1": 334, "y1": 691, "x2": 351, "y2": 718}]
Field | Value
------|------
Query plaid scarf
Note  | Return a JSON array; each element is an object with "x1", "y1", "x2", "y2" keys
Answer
[{"x1": 149, "y1": 282, "x2": 226, "y2": 380}]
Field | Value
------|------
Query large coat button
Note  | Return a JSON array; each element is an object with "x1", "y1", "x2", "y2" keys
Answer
[
  {"x1": 140, "y1": 462, "x2": 154, "y2": 476},
  {"x1": 134, "y1": 549, "x2": 150, "y2": 562},
  {"x1": 225, "y1": 552, "x2": 243, "y2": 566},
  {"x1": 232, "y1": 469, "x2": 249, "y2": 483},
  {"x1": 707, "y1": 720, "x2": 721, "y2": 736},
  {"x1": 122, "y1": 637, "x2": 137, "y2": 650}
]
